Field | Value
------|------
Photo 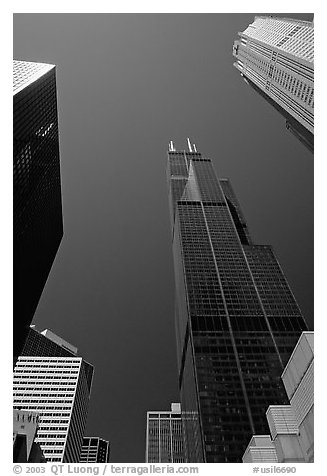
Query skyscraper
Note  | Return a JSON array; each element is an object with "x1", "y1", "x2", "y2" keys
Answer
[
  {"x1": 167, "y1": 139, "x2": 308, "y2": 462},
  {"x1": 13, "y1": 327, "x2": 93, "y2": 463},
  {"x1": 80, "y1": 437, "x2": 111, "y2": 463},
  {"x1": 13, "y1": 60, "x2": 63, "y2": 359},
  {"x1": 232, "y1": 16, "x2": 314, "y2": 152},
  {"x1": 146, "y1": 403, "x2": 184, "y2": 463}
]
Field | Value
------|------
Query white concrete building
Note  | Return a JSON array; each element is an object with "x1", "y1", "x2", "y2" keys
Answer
[
  {"x1": 13, "y1": 327, "x2": 93, "y2": 463},
  {"x1": 80, "y1": 437, "x2": 110, "y2": 463},
  {"x1": 146, "y1": 403, "x2": 184, "y2": 463},
  {"x1": 233, "y1": 16, "x2": 314, "y2": 150},
  {"x1": 243, "y1": 332, "x2": 314, "y2": 463}
]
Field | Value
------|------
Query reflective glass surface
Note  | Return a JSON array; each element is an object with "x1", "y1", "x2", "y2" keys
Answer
[
  {"x1": 13, "y1": 62, "x2": 63, "y2": 358},
  {"x1": 167, "y1": 148, "x2": 307, "y2": 462}
]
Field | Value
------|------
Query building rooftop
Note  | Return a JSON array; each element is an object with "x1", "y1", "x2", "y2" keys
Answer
[{"x1": 13, "y1": 60, "x2": 55, "y2": 95}]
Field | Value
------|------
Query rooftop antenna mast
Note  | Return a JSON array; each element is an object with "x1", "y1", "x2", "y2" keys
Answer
[
  {"x1": 187, "y1": 137, "x2": 197, "y2": 152},
  {"x1": 168, "y1": 140, "x2": 176, "y2": 152}
]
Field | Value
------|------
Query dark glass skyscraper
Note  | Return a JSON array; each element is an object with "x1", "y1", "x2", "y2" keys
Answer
[
  {"x1": 167, "y1": 140, "x2": 308, "y2": 463},
  {"x1": 13, "y1": 60, "x2": 63, "y2": 359}
]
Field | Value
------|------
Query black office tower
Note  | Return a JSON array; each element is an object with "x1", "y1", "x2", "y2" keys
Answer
[
  {"x1": 13, "y1": 61, "x2": 63, "y2": 358},
  {"x1": 167, "y1": 140, "x2": 308, "y2": 463}
]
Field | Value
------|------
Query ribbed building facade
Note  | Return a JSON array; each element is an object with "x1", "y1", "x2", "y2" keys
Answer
[
  {"x1": 232, "y1": 17, "x2": 314, "y2": 152},
  {"x1": 13, "y1": 327, "x2": 93, "y2": 463},
  {"x1": 167, "y1": 140, "x2": 308, "y2": 462},
  {"x1": 13, "y1": 60, "x2": 63, "y2": 359},
  {"x1": 146, "y1": 403, "x2": 184, "y2": 463},
  {"x1": 80, "y1": 437, "x2": 110, "y2": 463}
]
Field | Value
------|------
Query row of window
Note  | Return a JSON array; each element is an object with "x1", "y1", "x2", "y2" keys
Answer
[
  {"x1": 17, "y1": 358, "x2": 79, "y2": 363},
  {"x1": 14, "y1": 392, "x2": 75, "y2": 397},
  {"x1": 14, "y1": 383, "x2": 77, "y2": 389},
  {"x1": 16, "y1": 362, "x2": 80, "y2": 368},
  {"x1": 39, "y1": 419, "x2": 69, "y2": 424},
  {"x1": 14, "y1": 404, "x2": 73, "y2": 409},
  {"x1": 15, "y1": 369, "x2": 79, "y2": 374}
]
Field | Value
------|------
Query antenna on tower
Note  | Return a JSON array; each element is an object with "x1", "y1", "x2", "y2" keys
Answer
[
  {"x1": 187, "y1": 138, "x2": 198, "y2": 152},
  {"x1": 169, "y1": 140, "x2": 176, "y2": 152}
]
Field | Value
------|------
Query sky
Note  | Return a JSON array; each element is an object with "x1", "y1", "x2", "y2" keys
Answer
[{"x1": 13, "y1": 13, "x2": 313, "y2": 462}]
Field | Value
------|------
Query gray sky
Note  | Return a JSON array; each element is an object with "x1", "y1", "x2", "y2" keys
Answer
[{"x1": 13, "y1": 13, "x2": 313, "y2": 462}]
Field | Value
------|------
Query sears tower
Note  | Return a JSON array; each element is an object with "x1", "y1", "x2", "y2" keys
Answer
[{"x1": 167, "y1": 140, "x2": 307, "y2": 463}]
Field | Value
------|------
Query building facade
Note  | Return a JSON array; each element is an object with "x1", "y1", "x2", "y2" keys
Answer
[
  {"x1": 13, "y1": 327, "x2": 93, "y2": 463},
  {"x1": 146, "y1": 403, "x2": 184, "y2": 463},
  {"x1": 243, "y1": 332, "x2": 313, "y2": 463},
  {"x1": 80, "y1": 437, "x2": 110, "y2": 463},
  {"x1": 232, "y1": 16, "x2": 314, "y2": 152},
  {"x1": 13, "y1": 60, "x2": 63, "y2": 359},
  {"x1": 167, "y1": 140, "x2": 308, "y2": 462}
]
